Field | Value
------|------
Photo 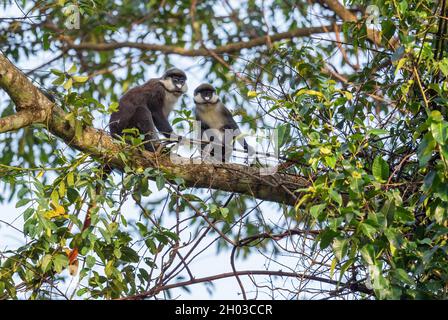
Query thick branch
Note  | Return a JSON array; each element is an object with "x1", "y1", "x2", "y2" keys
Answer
[
  {"x1": 0, "y1": 53, "x2": 308, "y2": 206},
  {"x1": 60, "y1": 25, "x2": 341, "y2": 56},
  {"x1": 0, "y1": 55, "x2": 53, "y2": 114},
  {"x1": 0, "y1": 110, "x2": 47, "y2": 133}
]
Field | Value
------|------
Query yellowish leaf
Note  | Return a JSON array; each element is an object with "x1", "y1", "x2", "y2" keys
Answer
[
  {"x1": 247, "y1": 90, "x2": 258, "y2": 98},
  {"x1": 395, "y1": 58, "x2": 407, "y2": 75},
  {"x1": 330, "y1": 257, "x2": 337, "y2": 279},
  {"x1": 67, "y1": 172, "x2": 75, "y2": 186},
  {"x1": 296, "y1": 89, "x2": 325, "y2": 99},
  {"x1": 43, "y1": 210, "x2": 57, "y2": 219},
  {"x1": 59, "y1": 181, "x2": 66, "y2": 197},
  {"x1": 320, "y1": 147, "x2": 332, "y2": 155},
  {"x1": 44, "y1": 203, "x2": 67, "y2": 220},
  {"x1": 352, "y1": 171, "x2": 362, "y2": 179},
  {"x1": 73, "y1": 76, "x2": 89, "y2": 83},
  {"x1": 68, "y1": 64, "x2": 77, "y2": 74},
  {"x1": 63, "y1": 78, "x2": 73, "y2": 90}
]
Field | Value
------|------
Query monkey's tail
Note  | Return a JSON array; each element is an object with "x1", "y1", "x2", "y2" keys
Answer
[{"x1": 68, "y1": 164, "x2": 112, "y2": 275}]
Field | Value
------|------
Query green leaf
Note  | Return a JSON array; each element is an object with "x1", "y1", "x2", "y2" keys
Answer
[
  {"x1": 359, "y1": 222, "x2": 377, "y2": 240},
  {"x1": 108, "y1": 102, "x2": 119, "y2": 113},
  {"x1": 434, "y1": 204, "x2": 447, "y2": 224},
  {"x1": 439, "y1": 58, "x2": 448, "y2": 77},
  {"x1": 53, "y1": 254, "x2": 68, "y2": 273},
  {"x1": 329, "y1": 190, "x2": 343, "y2": 206},
  {"x1": 114, "y1": 248, "x2": 122, "y2": 259},
  {"x1": 145, "y1": 238, "x2": 158, "y2": 254},
  {"x1": 372, "y1": 156, "x2": 390, "y2": 183},
  {"x1": 360, "y1": 244, "x2": 375, "y2": 265},
  {"x1": 395, "y1": 208, "x2": 414, "y2": 223},
  {"x1": 220, "y1": 207, "x2": 229, "y2": 218},
  {"x1": 417, "y1": 133, "x2": 436, "y2": 167},
  {"x1": 325, "y1": 156, "x2": 336, "y2": 169},
  {"x1": 431, "y1": 121, "x2": 448, "y2": 145},
  {"x1": 367, "y1": 128, "x2": 389, "y2": 136},
  {"x1": 77, "y1": 288, "x2": 89, "y2": 297},
  {"x1": 319, "y1": 229, "x2": 338, "y2": 249},
  {"x1": 399, "y1": 0, "x2": 408, "y2": 14},
  {"x1": 395, "y1": 268, "x2": 414, "y2": 285},
  {"x1": 86, "y1": 255, "x2": 96, "y2": 268},
  {"x1": 277, "y1": 124, "x2": 291, "y2": 148},
  {"x1": 430, "y1": 110, "x2": 443, "y2": 122},
  {"x1": 40, "y1": 254, "x2": 52, "y2": 272},
  {"x1": 310, "y1": 203, "x2": 326, "y2": 219},
  {"x1": 105, "y1": 261, "x2": 115, "y2": 277},
  {"x1": 332, "y1": 238, "x2": 348, "y2": 261},
  {"x1": 23, "y1": 207, "x2": 34, "y2": 221},
  {"x1": 156, "y1": 175, "x2": 165, "y2": 191},
  {"x1": 43, "y1": 34, "x2": 50, "y2": 50},
  {"x1": 16, "y1": 198, "x2": 31, "y2": 208}
]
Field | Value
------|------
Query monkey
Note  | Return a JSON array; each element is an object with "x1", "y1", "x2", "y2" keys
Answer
[
  {"x1": 193, "y1": 83, "x2": 254, "y2": 163},
  {"x1": 109, "y1": 67, "x2": 188, "y2": 151},
  {"x1": 67, "y1": 68, "x2": 188, "y2": 274}
]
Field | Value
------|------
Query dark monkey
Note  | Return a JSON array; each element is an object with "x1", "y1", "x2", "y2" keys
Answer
[
  {"x1": 68, "y1": 69, "x2": 187, "y2": 272},
  {"x1": 109, "y1": 67, "x2": 187, "y2": 151},
  {"x1": 193, "y1": 83, "x2": 253, "y2": 162}
]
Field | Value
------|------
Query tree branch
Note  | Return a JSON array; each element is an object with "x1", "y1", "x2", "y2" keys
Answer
[
  {"x1": 0, "y1": 53, "x2": 308, "y2": 206},
  {"x1": 320, "y1": 0, "x2": 399, "y2": 49},
  {"x1": 59, "y1": 25, "x2": 342, "y2": 56},
  {"x1": 119, "y1": 269, "x2": 373, "y2": 299},
  {"x1": 0, "y1": 110, "x2": 47, "y2": 133},
  {"x1": 0, "y1": 55, "x2": 53, "y2": 114}
]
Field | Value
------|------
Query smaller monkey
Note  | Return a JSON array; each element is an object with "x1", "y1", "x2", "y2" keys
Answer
[{"x1": 193, "y1": 83, "x2": 253, "y2": 163}]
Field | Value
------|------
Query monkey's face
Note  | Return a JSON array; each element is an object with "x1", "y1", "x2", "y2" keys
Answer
[
  {"x1": 161, "y1": 69, "x2": 188, "y2": 95},
  {"x1": 194, "y1": 88, "x2": 219, "y2": 105}
]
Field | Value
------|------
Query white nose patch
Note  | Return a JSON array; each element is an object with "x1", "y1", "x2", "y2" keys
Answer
[
  {"x1": 176, "y1": 83, "x2": 182, "y2": 89},
  {"x1": 205, "y1": 96, "x2": 210, "y2": 101}
]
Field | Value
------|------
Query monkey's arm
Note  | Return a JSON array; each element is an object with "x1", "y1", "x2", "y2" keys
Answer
[
  {"x1": 220, "y1": 107, "x2": 254, "y2": 155},
  {"x1": 196, "y1": 113, "x2": 211, "y2": 149},
  {"x1": 219, "y1": 106, "x2": 240, "y2": 131},
  {"x1": 152, "y1": 111, "x2": 173, "y2": 138},
  {"x1": 109, "y1": 96, "x2": 137, "y2": 137},
  {"x1": 131, "y1": 106, "x2": 158, "y2": 151},
  {"x1": 147, "y1": 82, "x2": 174, "y2": 138}
]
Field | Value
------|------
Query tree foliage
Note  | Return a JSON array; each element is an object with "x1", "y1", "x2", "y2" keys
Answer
[{"x1": 0, "y1": 0, "x2": 447, "y2": 300}]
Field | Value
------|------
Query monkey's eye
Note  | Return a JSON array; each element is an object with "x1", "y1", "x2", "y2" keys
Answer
[
  {"x1": 202, "y1": 91, "x2": 214, "y2": 100},
  {"x1": 172, "y1": 76, "x2": 185, "y2": 85}
]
